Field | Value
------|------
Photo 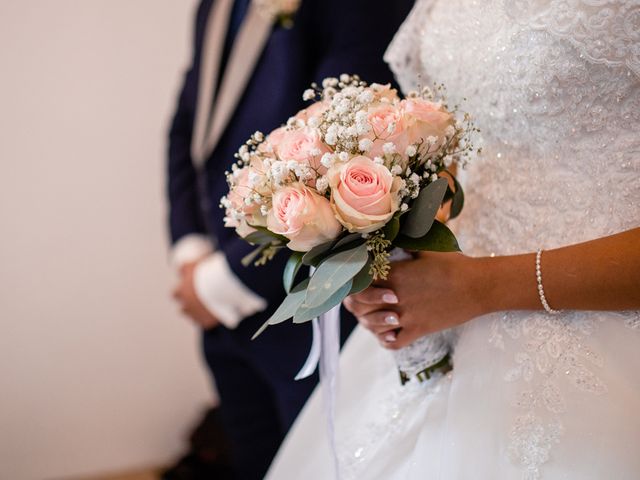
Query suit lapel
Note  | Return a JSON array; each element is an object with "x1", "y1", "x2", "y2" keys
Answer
[
  {"x1": 199, "y1": 2, "x2": 274, "y2": 165},
  {"x1": 191, "y1": 0, "x2": 234, "y2": 167}
]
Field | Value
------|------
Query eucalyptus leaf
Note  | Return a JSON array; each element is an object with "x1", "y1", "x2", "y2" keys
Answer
[
  {"x1": 448, "y1": 173, "x2": 464, "y2": 219},
  {"x1": 333, "y1": 232, "x2": 363, "y2": 251},
  {"x1": 301, "y1": 239, "x2": 335, "y2": 266},
  {"x1": 252, "y1": 278, "x2": 310, "y2": 339},
  {"x1": 248, "y1": 225, "x2": 288, "y2": 243},
  {"x1": 283, "y1": 252, "x2": 304, "y2": 293},
  {"x1": 293, "y1": 279, "x2": 352, "y2": 323},
  {"x1": 241, "y1": 244, "x2": 268, "y2": 267},
  {"x1": 382, "y1": 215, "x2": 401, "y2": 242},
  {"x1": 244, "y1": 231, "x2": 278, "y2": 246},
  {"x1": 394, "y1": 220, "x2": 461, "y2": 252},
  {"x1": 401, "y1": 177, "x2": 449, "y2": 239},
  {"x1": 349, "y1": 258, "x2": 374, "y2": 295},
  {"x1": 304, "y1": 243, "x2": 370, "y2": 309}
]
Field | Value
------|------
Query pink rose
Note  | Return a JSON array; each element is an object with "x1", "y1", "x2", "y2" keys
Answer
[
  {"x1": 224, "y1": 164, "x2": 267, "y2": 238},
  {"x1": 276, "y1": 127, "x2": 331, "y2": 172},
  {"x1": 267, "y1": 184, "x2": 341, "y2": 251},
  {"x1": 370, "y1": 83, "x2": 400, "y2": 103},
  {"x1": 294, "y1": 101, "x2": 328, "y2": 123},
  {"x1": 402, "y1": 98, "x2": 455, "y2": 149},
  {"x1": 364, "y1": 104, "x2": 410, "y2": 159},
  {"x1": 327, "y1": 156, "x2": 401, "y2": 233},
  {"x1": 259, "y1": 126, "x2": 287, "y2": 155}
]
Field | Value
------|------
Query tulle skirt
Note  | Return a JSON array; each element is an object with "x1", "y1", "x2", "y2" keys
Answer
[{"x1": 267, "y1": 310, "x2": 640, "y2": 479}]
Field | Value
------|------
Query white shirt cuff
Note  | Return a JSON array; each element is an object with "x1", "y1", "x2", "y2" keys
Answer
[
  {"x1": 193, "y1": 252, "x2": 268, "y2": 329},
  {"x1": 171, "y1": 234, "x2": 213, "y2": 268}
]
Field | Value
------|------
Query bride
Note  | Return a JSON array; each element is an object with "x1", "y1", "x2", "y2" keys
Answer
[{"x1": 267, "y1": 1, "x2": 640, "y2": 479}]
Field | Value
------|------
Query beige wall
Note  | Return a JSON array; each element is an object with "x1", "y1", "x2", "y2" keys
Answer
[{"x1": 0, "y1": 1, "x2": 214, "y2": 479}]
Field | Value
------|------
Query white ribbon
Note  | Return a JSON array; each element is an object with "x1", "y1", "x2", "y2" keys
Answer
[
  {"x1": 295, "y1": 303, "x2": 342, "y2": 479},
  {"x1": 294, "y1": 317, "x2": 321, "y2": 381}
]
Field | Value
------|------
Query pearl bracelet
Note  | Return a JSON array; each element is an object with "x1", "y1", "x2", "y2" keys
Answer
[{"x1": 535, "y1": 249, "x2": 561, "y2": 315}]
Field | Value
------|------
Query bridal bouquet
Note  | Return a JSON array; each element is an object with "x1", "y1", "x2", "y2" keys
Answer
[{"x1": 221, "y1": 74, "x2": 477, "y2": 375}]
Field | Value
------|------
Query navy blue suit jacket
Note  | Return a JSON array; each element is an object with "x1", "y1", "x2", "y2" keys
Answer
[{"x1": 168, "y1": 0, "x2": 413, "y2": 309}]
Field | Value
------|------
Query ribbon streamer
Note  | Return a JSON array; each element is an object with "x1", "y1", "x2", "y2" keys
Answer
[{"x1": 295, "y1": 304, "x2": 343, "y2": 479}]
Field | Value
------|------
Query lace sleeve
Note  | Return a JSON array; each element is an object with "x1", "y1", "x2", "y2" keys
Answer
[
  {"x1": 505, "y1": 0, "x2": 640, "y2": 78},
  {"x1": 384, "y1": 0, "x2": 436, "y2": 94}
]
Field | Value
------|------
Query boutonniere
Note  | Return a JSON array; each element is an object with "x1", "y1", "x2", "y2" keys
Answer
[{"x1": 255, "y1": 0, "x2": 301, "y2": 29}]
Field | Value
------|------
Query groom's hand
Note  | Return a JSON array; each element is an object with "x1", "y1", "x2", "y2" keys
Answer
[
  {"x1": 344, "y1": 252, "x2": 488, "y2": 349},
  {"x1": 173, "y1": 261, "x2": 220, "y2": 329}
]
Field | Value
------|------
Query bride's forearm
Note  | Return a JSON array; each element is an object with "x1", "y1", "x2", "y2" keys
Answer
[{"x1": 481, "y1": 228, "x2": 640, "y2": 313}]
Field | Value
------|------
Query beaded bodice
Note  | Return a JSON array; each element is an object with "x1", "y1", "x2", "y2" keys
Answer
[
  {"x1": 383, "y1": 4, "x2": 640, "y2": 479},
  {"x1": 386, "y1": 0, "x2": 640, "y2": 256}
]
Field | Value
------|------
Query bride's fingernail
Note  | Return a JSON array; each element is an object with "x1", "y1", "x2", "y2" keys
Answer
[
  {"x1": 382, "y1": 292, "x2": 399, "y2": 304},
  {"x1": 384, "y1": 332, "x2": 396, "y2": 342},
  {"x1": 385, "y1": 314, "x2": 399, "y2": 326}
]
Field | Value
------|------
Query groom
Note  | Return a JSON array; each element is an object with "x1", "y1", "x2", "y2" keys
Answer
[{"x1": 167, "y1": 0, "x2": 414, "y2": 478}]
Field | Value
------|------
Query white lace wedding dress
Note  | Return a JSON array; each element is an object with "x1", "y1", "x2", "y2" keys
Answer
[{"x1": 266, "y1": 1, "x2": 640, "y2": 479}]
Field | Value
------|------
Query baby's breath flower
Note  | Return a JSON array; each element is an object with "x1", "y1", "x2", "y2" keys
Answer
[
  {"x1": 323, "y1": 87, "x2": 337, "y2": 98},
  {"x1": 401, "y1": 203, "x2": 409, "y2": 212},
  {"x1": 373, "y1": 156, "x2": 384, "y2": 165},
  {"x1": 322, "y1": 77, "x2": 338, "y2": 88},
  {"x1": 383, "y1": 142, "x2": 397, "y2": 155},
  {"x1": 248, "y1": 171, "x2": 261, "y2": 187},
  {"x1": 338, "y1": 152, "x2": 350, "y2": 162},
  {"x1": 405, "y1": 145, "x2": 418, "y2": 157},
  {"x1": 355, "y1": 110, "x2": 368, "y2": 124},
  {"x1": 302, "y1": 89, "x2": 315, "y2": 101},
  {"x1": 390, "y1": 164, "x2": 403, "y2": 176},
  {"x1": 270, "y1": 161, "x2": 289, "y2": 183},
  {"x1": 316, "y1": 176, "x2": 329, "y2": 194},
  {"x1": 321, "y1": 152, "x2": 335, "y2": 168},
  {"x1": 357, "y1": 90, "x2": 374, "y2": 104},
  {"x1": 358, "y1": 138, "x2": 373, "y2": 152},
  {"x1": 445, "y1": 125, "x2": 455, "y2": 138}
]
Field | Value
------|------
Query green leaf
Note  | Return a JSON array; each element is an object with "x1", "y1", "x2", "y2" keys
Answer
[
  {"x1": 304, "y1": 243, "x2": 370, "y2": 309},
  {"x1": 244, "y1": 226, "x2": 288, "y2": 245},
  {"x1": 283, "y1": 252, "x2": 304, "y2": 293},
  {"x1": 252, "y1": 278, "x2": 310, "y2": 339},
  {"x1": 401, "y1": 177, "x2": 449, "y2": 239},
  {"x1": 333, "y1": 232, "x2": 363, "y2": 250},
  {"x1": 293, "y1": 279, "x2": 353, "y2": 323},
  {"x1": 382, "y1": 215, "x2": 401, "y2": 242},
  {"x1": 394, "y1": 220, "x2": 461, "y2": 252},
  {"x1": 349, "y1": 258, "x2": 374, "y2": 294},
  {"x1": 448, "y1": 173, "x2": 464, "y2": 219},
  {"x1": 301, "y1": 239, "x2": 334, "y2": 266},
  {"x1": 241, "y1": 244, "x2": 268, "y2": 267}
]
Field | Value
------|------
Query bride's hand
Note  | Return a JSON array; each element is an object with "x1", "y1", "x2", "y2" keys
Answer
[
  {"x1": 344, "y1": 252, "x2": 489, "y2": 349},
  {"x1": 344, "y1": 228, "x2": 640, "y2": 349}
]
